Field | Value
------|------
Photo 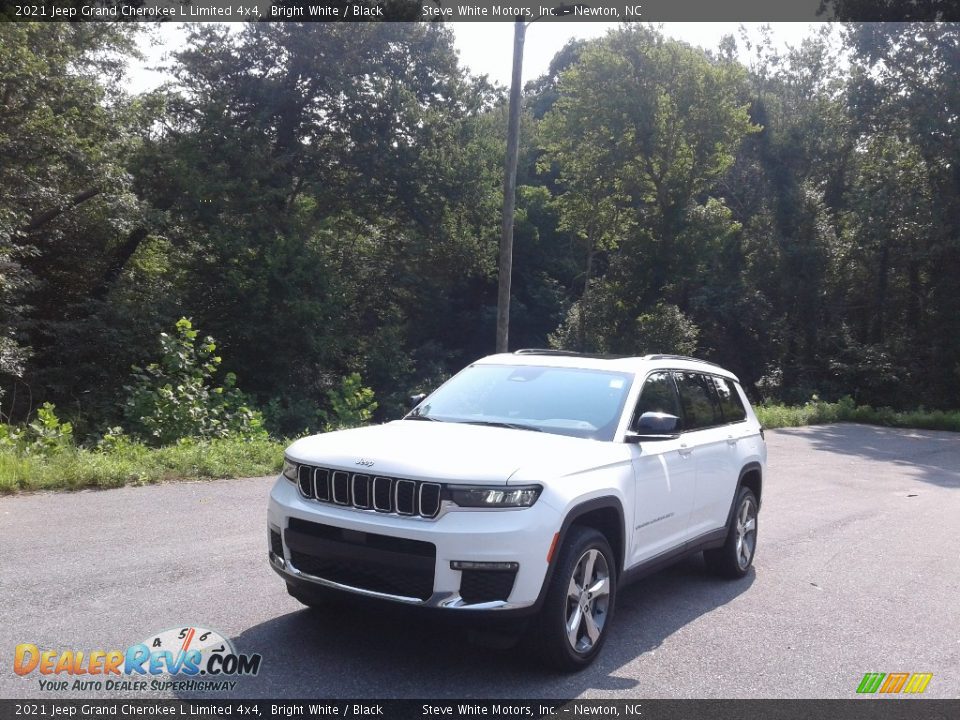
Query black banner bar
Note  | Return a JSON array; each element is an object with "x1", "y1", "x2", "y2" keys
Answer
[
  {"x1": 1, "y1": 0, "x2": 958, "y2": 22},
  {"x1": 2, "y1": 700, "x2": 960, "y2": 720}
]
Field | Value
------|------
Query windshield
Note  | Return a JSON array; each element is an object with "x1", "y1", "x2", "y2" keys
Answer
[{"x1": 407, "y1": 364, "x2": 635, "y2": 441}]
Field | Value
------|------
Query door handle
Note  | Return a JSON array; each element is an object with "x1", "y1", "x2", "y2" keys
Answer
[
  {"x1": 726, "y1": 435, "x2": 738, "y2": 446},
  {"x1": 678, "y1": 443, "x2": 693, "y2": 457}
]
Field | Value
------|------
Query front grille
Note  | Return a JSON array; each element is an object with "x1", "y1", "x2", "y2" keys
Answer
[
  {"x1": 459, "y1": 569, "x2": 517, "y2": 604},
  {"x1": 296, "y1": 464, "x2": 442, "y2": 519},
  {"x1": 286, "y1": 518, "x2": 436, "y2": 601}
]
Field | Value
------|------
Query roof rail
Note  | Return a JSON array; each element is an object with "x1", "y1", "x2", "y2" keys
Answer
[
  {"x1": 642, "y1": 354, "x2": 724, "y2": 369},
  {"x1": 514, "y1": 348, "x2": 578, "y2": 356},
  {"x1": 513, "y1": 348, "x2": 629, "y2": 359}
]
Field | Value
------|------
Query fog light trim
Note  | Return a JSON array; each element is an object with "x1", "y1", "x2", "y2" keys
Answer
[{"x1": 450, "y1": 560, "x2": 519, "y2": 571}]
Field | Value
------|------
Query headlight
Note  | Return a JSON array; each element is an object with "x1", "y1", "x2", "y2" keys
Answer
[
  {"x1": 282, "y1": 458, "x2": 298, "y2": 482},
  {"x1": 447, "y1": 485, "x2": 542, "y2": 508}
]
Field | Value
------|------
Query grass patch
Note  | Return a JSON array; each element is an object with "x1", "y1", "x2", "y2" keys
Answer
[
  {"x1": 755, "y1": 397, "x2": 960, "y2": 433},
  {"x1": 0, "y1": 436, "x2": 285, "y2": 494}
]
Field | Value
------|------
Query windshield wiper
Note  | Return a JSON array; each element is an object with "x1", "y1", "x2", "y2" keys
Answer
[
  {"x1": 404, "y1": 414, "x2": 443, "y2": 422},
  {"x1": 459, "y1": 420, "x2": 543, "y2": 432}
]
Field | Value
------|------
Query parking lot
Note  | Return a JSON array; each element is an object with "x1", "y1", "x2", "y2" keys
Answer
[{"x1": 2, "y1": 424, "x2": 958, "y2": 699}]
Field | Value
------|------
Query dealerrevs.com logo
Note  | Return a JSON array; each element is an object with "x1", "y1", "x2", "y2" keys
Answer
[{"x1": 14, "y1": 626, "x2": 262, "y2": 693}]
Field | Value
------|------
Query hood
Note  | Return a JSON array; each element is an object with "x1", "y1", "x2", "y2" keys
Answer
[{"x1": 285, "y1": 420, "x2": 630, "y2": 485}]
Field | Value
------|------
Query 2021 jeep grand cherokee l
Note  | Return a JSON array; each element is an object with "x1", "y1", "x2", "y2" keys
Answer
[{"x1": 268, "y1": 350, "x2": 766, "y2": 669}]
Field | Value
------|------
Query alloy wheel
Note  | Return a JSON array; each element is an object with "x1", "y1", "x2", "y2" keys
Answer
[
  {"x1": 735, "y1": 497, "x2": 757, "y2": 569},
  {"x1": 565, "y1": 548, "x2": 611, "y2": 654}
]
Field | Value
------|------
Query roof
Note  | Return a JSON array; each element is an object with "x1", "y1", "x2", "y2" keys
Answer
[{"x1": 473, "y1": 350, "x2": 739, "y2": 381}]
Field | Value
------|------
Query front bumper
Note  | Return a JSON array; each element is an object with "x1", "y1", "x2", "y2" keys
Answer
[{"x1": 268, "y1": 476, "x2": 561, "y2": 611}]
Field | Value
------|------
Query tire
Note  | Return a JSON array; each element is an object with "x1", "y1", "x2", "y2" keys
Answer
[
  {"x1": 704, "y1": 486, "x2": 758, "y2": 579},
  {"x1": 529, "y1": 526, "x2": 617, "y2": 671}
]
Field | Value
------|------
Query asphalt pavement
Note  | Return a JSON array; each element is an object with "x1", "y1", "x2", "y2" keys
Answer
[{"x1": 1, "y1": 424, "x2": 958, "y2": 699}]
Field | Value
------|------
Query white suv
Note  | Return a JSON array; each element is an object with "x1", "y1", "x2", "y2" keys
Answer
[{"x1": 267, "y1": 350, "x2": 766, "y2": 669}]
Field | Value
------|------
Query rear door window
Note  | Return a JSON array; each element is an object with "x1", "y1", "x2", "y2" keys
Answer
[{"x1": 675, "y1": 372, "x2": 723, "y2": 430}]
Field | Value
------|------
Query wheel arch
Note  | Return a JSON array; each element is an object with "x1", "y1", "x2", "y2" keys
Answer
[
  {"x1": 722, "y1": 462, "x2": 763, "y2": 531},
  {"x1": 738, "y1": 462, "x2": 763, "y2": 507},
  {"x1": 531, "y1": 496, "x2": 626, "y2": 612}
]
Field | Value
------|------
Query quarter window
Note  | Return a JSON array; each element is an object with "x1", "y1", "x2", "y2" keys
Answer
[
  {"x1": 675, "y1": 372, "x2": 723, "y2": 429},
  {"x1": 713, "y1": 377, "x2": 747, "y2": 423}
]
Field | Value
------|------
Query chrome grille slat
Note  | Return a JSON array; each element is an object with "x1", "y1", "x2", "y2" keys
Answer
[
  {"x1": 313, "y1": 468, "x2": 330, "y2": 502},
  {"x1": 373, "y1": 476, "x2": 392, "y2": 512},
  {"x1": 352, "y1": 474, "x2": 371, "y2": 509},
  {"x1": 297, "y1": 466, "x2": 313, "y2": 498},
  {"x1": 332, "y1": 471, "x2": 350, "y2": 505},
  {"x1": 395, "y1": 479, "x2": 417, "y2": 516},
  {"x1": 295, "y1": 464, "x2": 440, "y2": 519},
  {"x1": 419, "y1": 482, "x2": 442, "y2": 518}
]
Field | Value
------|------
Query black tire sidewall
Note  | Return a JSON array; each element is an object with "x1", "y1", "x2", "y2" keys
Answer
[
  {"x1": 538, "y1": 526, "x2": 618, "y2": 670},
  {"x1": 738, "y1": 488, "x2": 758, "y2": 567},
  {"x1": 723, "y1": 487, "x2": 758, "y2": 578}
]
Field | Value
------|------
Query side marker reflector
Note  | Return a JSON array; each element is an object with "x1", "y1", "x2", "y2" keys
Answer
[{"x1": 546, "y1": 532, "x2": 560, "y2": 563}]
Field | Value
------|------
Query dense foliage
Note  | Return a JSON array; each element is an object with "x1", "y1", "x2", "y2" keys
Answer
[
  {"x1": 123, "y1": 318, "x2": 265, "y2": 445},
  {"x1": 1, "y1": 22, "x2": 957, "y2": 447}
]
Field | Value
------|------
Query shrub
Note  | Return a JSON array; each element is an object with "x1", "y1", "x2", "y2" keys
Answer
[
  {"x1": 123, "y1": 318, "x2": 266, "y2": 445},
  {"x1": 26, "y1": 402, "x2": 74, "y2": 452},
  {"x1": 755, "y1": 396, "x2": 960, "y2": 432},
  {"x1": 0, "y1": 402, "x2": 74, "y2": 456}
]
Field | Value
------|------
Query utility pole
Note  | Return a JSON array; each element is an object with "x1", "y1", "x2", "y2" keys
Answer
[
  {"x1": 496, "y1": 18, "x2": 526, "y2": 354},
  {"x1": 495, "y1": 6, "x2": 582, "y2": 353}
]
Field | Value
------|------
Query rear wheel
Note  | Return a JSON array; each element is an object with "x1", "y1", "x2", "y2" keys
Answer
[
  {"x1": 704, "y1": 487, "x2": 758, "y2": 579},
  {"x1": 530, "y1": 526, "x2": 617, "y2": 671}
]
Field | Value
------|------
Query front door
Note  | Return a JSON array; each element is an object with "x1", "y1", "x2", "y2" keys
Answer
[{"x1": 629, "y1": 371, "x2": 696, "y2": 563}]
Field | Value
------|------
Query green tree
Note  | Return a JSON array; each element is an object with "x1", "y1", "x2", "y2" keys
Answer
[
  {"x1": 841, "y1": 23, "x2": 960, "y2": 405},
  {"x1": 148, "y1": 23, "x2": 501, "y2": 433},
  {"x1": 540, "y1": 26, "x2": 757, "y2": 352},
  {"x1": 0, "y1": 23, "x2": 155, "y2": 421},
  {"x1": 705, "y1": 28, "x2": 854, "y2": 398}
]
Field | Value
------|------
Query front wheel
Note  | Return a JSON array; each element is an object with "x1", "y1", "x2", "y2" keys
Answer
[
  {"x1": 704, "y1": 486, "x2": 758, "y2": 579},
  {"x1": 530, "y1": 526, "x2": 617, "y2": 671}
]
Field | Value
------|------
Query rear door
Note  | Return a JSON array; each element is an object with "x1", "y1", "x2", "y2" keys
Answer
[{"x1": 674, "y1": 372, "x2": 734, "y2": 539}]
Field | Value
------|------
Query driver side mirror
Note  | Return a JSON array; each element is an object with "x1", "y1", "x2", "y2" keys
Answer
[{"x1": 624, "y1": 412, "x2": 681, "y2": 443}]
